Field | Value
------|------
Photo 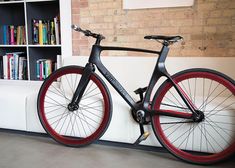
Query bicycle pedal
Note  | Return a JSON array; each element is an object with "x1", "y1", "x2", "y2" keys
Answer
[{"x1": 134, "y1": 132, "x2": 150, "y2": 145}]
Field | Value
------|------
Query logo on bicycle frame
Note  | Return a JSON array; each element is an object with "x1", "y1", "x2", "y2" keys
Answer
[{"x1": 104, "y1": 72, "x2": 127, "y2": 96}]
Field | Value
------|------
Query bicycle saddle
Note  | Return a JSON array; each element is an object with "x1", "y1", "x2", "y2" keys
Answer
[{"x1": 144, "y1": 35, "x2": 183, "y2": 45}]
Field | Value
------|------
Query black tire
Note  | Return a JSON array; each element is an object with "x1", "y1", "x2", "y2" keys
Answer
[
  {"x1": 37, "y1": 66, "x2": 112, "y2": 147},
  {"x1": 151, "y1": 68, "x2": 235, "y2": 164}
]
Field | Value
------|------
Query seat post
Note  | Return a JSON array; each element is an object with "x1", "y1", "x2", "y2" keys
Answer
[{"x1": 157, "y1": 45, "x2": 169, "y2": 73}]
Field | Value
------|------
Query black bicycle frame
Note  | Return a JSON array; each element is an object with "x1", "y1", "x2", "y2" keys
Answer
[{"x1": 71, "y1": 44, "x2": 197, "y2": 119}]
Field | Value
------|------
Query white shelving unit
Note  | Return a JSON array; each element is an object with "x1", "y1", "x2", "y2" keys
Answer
[
  {"x1": 0, "y1": 0, "x2": 72, "y2": 82},
  {"x1": 0, "y1": 0, "x2": 72, "y2": 133}
]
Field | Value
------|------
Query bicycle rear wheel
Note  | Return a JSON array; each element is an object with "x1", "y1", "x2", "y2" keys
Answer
[
  {"x1": 152, "y1": 68, "x2": 235, "y2": 164},
  {"x1": 37, "y1": 66, "x2": 112, "y2": 147}
]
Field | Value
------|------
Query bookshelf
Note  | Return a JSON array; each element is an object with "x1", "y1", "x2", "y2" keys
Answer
[{"x1": 0, "y1": 0, "x2": 72, "y2": 81}]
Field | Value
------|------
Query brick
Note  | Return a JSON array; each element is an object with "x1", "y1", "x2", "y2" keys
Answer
[
  {"x1": 180, "y1": 27, "x2": 203, "y2": 34},
  {"x1": 204, "y1": 26, "x2": 217, "y2": 33},
  {"x1": 206, "y1": 18, "x2": 231, "y2": 25},
  {"x1": 155, "y1": 27, "x2": 179, "y2": 35},
  {"x1": 223, "y1": 9, "x2": 235, "y2": 17},
  {"x1": 197, "y1": 3, "x2": 216, "y2": 11},
  {"x1": 71, "y1": 0, "x2": 235, "y2": 57},
  {"x1": 209, "y1": 10, "x2": 222, "y2": 17}
]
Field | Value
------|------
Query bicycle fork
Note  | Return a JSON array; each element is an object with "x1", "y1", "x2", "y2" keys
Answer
[{"x1": 68, "y1": 63, "x2": 94, "y2": 111}]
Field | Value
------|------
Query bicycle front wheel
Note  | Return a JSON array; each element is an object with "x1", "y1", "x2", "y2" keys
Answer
[
  {"x1": 152, "y1": 68, "x2": 235, "y2": 164},
  {"x1": 37, "y1": 66, "x2": 112, "y2": 147}
]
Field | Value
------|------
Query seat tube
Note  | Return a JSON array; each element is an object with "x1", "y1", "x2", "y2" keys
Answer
[{"x1": 143, "y1": 45, "x2": 169, "y2": 109}]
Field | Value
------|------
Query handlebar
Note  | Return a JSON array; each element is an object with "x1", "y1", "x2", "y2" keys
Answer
[{"x1": 71, "y1": 25, "x2": 105, "y2": 44}]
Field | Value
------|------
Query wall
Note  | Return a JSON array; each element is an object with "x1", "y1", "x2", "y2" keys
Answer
[
  {"x1": 71, "y1": 0, "x2": 235, "y2": 57},
  {"x1": 63, "y1": 56, "x2": 235, "y2": 145}
]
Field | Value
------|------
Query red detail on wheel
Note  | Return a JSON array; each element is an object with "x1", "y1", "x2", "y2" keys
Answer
[
  {"x1": 152, "y1": 69, "x2": 235, "y2": 164},
  {"x1": 38, "y1": 66, "x2": 112, "y2": 147}
]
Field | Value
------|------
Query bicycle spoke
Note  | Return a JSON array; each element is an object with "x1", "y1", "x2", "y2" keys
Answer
[
  {"x1": 75, "y1": 109, "x2": 97, "y2": 129},
  {"x1": 206, "y1": 94, "x2": 234, "y2": 117},
  {"x1": 162, "y1": 119, "x2": 187, "y2": 132},
  {"x1": 45, "y1": 95, "x2": 67, "y2": 108},
  {"x1": 80, "y1": 104, "x2": 104, "y2": 113},
  {"x1": 44, "y1": 102, "x2": 67, "y2": 109},
  {"x1": 81, "y1": 92, "x2": 102, "y2": 101},
  {"x1": 169, "y1": 90, "x2": 186, "y2": 110},
  {"x1": 180, "y1": 81, "x2": 192, "y2": 101},
  {"x1": 205, "y1": 118, "x2": 234, "y2": 139},
  {"x1": 199, "y1": 87, "x2": 227, "y2": 111},
  {"x1": 161, "y1": 103, "x2": 189, "y2": 110},
  {"x1": 198, "y1": 83, "x2": 221, "y2": 110},
  {"x1": 197, "y1": 124, "x2": 217, "y2": 153},
  {"x1": 49, "y1": 84, "x2": 71, "y2": 102}
]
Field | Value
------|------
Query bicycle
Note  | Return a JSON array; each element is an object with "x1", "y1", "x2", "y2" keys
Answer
[{"x1": 37, "y1": 25, "x2": 235, "y2": 165}]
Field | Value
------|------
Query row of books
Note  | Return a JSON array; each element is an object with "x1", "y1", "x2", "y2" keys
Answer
[
  {"x1": 0, "y1": 52, "x2": 27, "y2": 80},
  {"x1": 33, "y1": 16, "x2": 60, "y2": 45},
  {"x1": 36, "y1": 55, "x2": 61, "y2": 80},
  {"x1": 0, "y1": 25, "x2": 26, "y2": 45}
]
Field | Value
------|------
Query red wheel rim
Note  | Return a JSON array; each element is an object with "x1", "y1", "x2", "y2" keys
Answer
[
  {"x1": 153, "y1": 71, "x2": 235, "y2": 164},
  {"x1": 39, "y1": 67, "x2": 111, "y2": 146}
]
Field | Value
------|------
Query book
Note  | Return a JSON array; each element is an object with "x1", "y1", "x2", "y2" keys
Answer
[
  {"x1": 46, "y1": 20, "x2": 51, "y2": 45},
  {"x1": 33, "y1": 19, "x2": 39, "y2": 44},
  {"x1": 16, "y1": 26, "x2": 21, "y2": 45},
  {"x1": 10, "y1": 26, "x2": 15, "y2": 45},
  {"x1": 13, "y1": 53, "x2": 19, "y2": 80},
  {"x1": 2, "y1": 55, "x2": 8, "y2": 79},
  {"x1": 0, "y1": 26, "x2": 3, "y2": 44},
  {"x1": 43, "y1": 23, "x2": 48, "y2": 44},
  {"x1": 0, "y1": 56, "x2": 3, "y2": 79},
  {"x1": 39, "y1": 20, "x2": 43, "y2": 45},
  {"x1": 56, "y1": 54, "x2": 62, "y2": 70},
  {"x1": 50, "y1": 21, "x2": 56, "y2": 45},
  {"x1": 3, "y1": 25, "x2": 8, "y2": 45},
  {"x1": 19, "y1": 57, "x2": 26, "y2": 80},
  {"x1": 54, "y1": 16, "x2": 60, "y2": 45}
]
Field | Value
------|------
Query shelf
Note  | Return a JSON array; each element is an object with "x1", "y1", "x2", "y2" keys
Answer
[
  {"x1": 26, "y1": 0, "x2": 56, "y2": 3},
  {"x1": 28, "y1": 44, "x2": 61, "y2": 47},
  {"x1": 0, "y1": 0, "x2": 24, "y2": 5},
  {"x1": 0, "y1": 45, "x2": 27, "y2": 47},
  {"x1": 0, "y1": 79, "x2": 43, "y2": 86},
  {"x1": 0, "y1": 0, "x2": 56, "y2": 4},
  {"x1": 0, "y1": 0, "x2": 72, "y2": 83}
]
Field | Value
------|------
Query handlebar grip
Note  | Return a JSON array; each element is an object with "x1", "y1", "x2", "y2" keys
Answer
[
  {"x1": 71, "y1": 24, "x2": 105, "y2": 43},
  {"x1": 71, "y1": 24, "x2": 80, "y2": 31}
]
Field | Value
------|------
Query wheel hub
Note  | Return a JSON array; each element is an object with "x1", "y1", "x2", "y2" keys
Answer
[
  {"x1": 68, "y1": 103, "x2": 79, "y2": 111},
  {"x1": 193, "y1": 110, "x2": 205, "y2": 122}
]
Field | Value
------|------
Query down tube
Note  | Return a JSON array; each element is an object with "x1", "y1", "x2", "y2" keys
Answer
[{"x1": 96, "y1": 62, "x2": 136, "y2": 108}]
